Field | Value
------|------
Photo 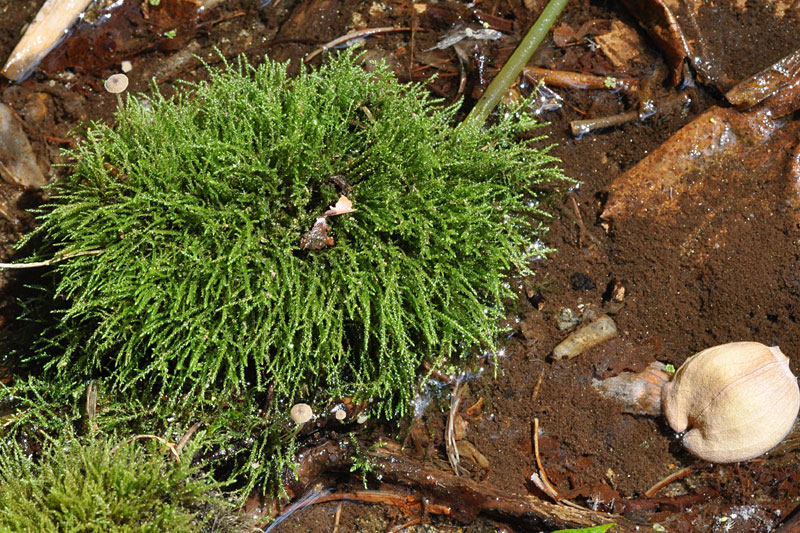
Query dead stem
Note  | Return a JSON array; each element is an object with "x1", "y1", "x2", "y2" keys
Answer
[
  {"x1": 530, "y1": 369, "x2": 545, "y2": 403},
  {"x1": 266, "y1": 489, "x2": 451, "y2": 532},
  {"x1": 110, "y1": 434, "x2": 181, "y2": 462},
  {"x1": 0, "y1": 249, "x2": 104, "y2": 269},
  {"x1": 332, "y1": 502, "x2": 342, "y2": 533},
  {"x1": 644, "y1": 466, "x2": 696, "y2": 497},
  {"x1": 446, "y1": 380, "x2": 464, "y2": 475},
  {"x1": 570, "y1": 91, "x2": 691, "y2": 136},
  {"x1": 523, "y1": 66, "x2": 639, "y2": 93},
  {"x1": 175, "y1": 421, "x2": 202, "y2": 456},
  {"x1": 305, "y1": 27, "x2": 412, "y2": 63}
]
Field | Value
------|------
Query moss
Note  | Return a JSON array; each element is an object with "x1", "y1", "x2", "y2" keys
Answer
[
  {"x1": 11, "y1": 51, "x2": 567, "y2": 493},
  {"x1": 0, "y1": 434, "x2": 232, "y2": 532}
]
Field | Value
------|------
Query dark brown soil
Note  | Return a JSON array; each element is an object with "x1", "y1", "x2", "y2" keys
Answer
[{"x1": 3, "y1": 0, "x2": 800, "y2": 531}]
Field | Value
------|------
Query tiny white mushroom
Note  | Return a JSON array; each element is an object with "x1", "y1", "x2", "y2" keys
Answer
[
  {"x1": 334, "y1": 409, "x2": 347, "y2": 421},
  {"x1": 290, "y1": 403, "x2": 314, "y2": 424},
  {"x1": 121, "y1": 60, "x2": 133, "y2": 73},
  {"x1": 104, "y1": 73, "x2": 129, "y2": 108}
]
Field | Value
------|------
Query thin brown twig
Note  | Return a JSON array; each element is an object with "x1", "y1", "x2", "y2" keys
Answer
[
  {"x1": 570, "y1": 91, "x2": 690, "y2": 136},
  {"x1": 388, "y1": 516, "x2": 422, "y2": 533},
  {"x1": 0, "y1": 249, "x2": 104, "y2": 269},
  {"x1": 644, "y1": 466, "x2": 696, "y2": 497},
  {"x1": 422, "y1": 361, "x2": 457, "y2": 385},
  {"x1": 279, "y1": 490, "x2": 451, "y2": 521},
  {"x1": 332, "y1": 502, "x2": 342, "y2": 533},
  {"x1": 530, "y1": 369, "x2": 545, "y2": 403},
  {"x1": 305, "y1": 27, "x2": 412, "y2": 63},
  {"x1": 523, "y1": 66, "x2": 639, "y2": 93},
  {"x1": 570, "y1": 195, "x2": 602, "y2": 250}
]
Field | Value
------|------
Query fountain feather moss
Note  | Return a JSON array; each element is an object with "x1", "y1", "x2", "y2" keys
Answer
[{"x1": 21, "y1": 52, "x2": 564, "y2": 421}]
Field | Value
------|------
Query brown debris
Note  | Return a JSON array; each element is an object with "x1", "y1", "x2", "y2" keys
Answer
[
  {"x1": 299, "y1": 217, "x2": 334, "y2": 250},
  {"x1": 619, "y1": 0, "x2": 688, "y2": 86},
  {"x1": 726, "y1": 48, "x2": 800, "y2": 110},
  {"x1": 523, "y1": 66, "x2": 639, "y2": 93},
  {"x1": 594, "y1": 19, "x2": 649, "y2": 71},
  {"x1": 273, "y1": 440, "x2": 643, "y2": 531},
  {"x1": 39, "y1": 0, "x2": 205, "y2": 77}
]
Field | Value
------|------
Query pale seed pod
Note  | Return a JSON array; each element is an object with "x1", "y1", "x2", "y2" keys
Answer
[{"x1": 663, "y1": 342, "x2": 800, "y2": 463}]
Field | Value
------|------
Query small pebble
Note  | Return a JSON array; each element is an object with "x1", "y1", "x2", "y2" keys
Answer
[
  {"x1": 556, "y1": 307, "x2": 581, "y2": 331},
  {"x1": 121, "y1": 60, "x2": 133, "y2": 73}
]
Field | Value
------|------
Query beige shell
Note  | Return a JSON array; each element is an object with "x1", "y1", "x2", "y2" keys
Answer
[{"x1": 662, "y1": 342, "x2": 800, "y2": 463}]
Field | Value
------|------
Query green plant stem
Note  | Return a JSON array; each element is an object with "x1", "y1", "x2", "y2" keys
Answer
[{"x1": 462, "y1": 0, "x2": 570, "y2": 128}]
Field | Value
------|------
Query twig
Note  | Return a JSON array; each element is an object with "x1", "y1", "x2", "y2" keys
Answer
[
  {"x1": 332, "y1": 503, "x2": 342, "y2": 533},
  {"x1": 644, "y1": 466, "x2": 696, "y2": 497},
  {"x1": 388, "y1": 516, "x2": 422, "y2": 532},
  {"x1": 530, "y1": 369, "x2": 545, "y2": 403},
  {"x1": 422, "y1": 361, "x2": 457, "y2": 385},
  {"x1": 463, "y1": 0, "x2": 570, "y2": 127},
  {"x1": 570, "y1": 110, "x2": 639, "y2": 137},
  {"x1": 523, "y1": 66, "x2": 639, "y2": 93},
  {"x1": 0, "y1": 249, "x2": 104, "y2": 269},
  {"x1": 277, "y1": 440, "x2": 643, "y2": 531},
  {"x1": 532, "y1": 418, "x2": 560, "y2": 502},
  {"x1": 305, "y1": 27, "x2": 412, "y2": 63},
  {"x1": 570, "y1": 91, "x2": 690, "y2": 136},
  {"x1": 267, "y1": 489, "x2": 451, "y2": 531}
]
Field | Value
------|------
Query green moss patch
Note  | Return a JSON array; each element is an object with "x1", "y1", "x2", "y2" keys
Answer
[
  {"x1": 0, "y1": 435, "x2": 231, "y2": 532},
  {"x1": 10, "y1": 51, "x2": 566, "y2": 493}
]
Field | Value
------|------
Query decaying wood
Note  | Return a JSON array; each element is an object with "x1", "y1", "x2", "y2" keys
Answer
[{"x1": 275, "y1": 440, "x2": 647, "y2": 532}]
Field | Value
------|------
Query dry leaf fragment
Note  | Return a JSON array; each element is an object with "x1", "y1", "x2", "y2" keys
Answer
[
  {"x1": 300, "y1": 216, "x2": 334, "y2": 250},
  {"x1": 324, "y1": 195, "x2": 356, "y2": 216}
]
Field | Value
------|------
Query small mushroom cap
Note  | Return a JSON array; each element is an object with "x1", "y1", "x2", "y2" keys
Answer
[
  {"x1": 334, "y1": 409, "x2": 347, "y2": 421},
  {"x1": 290, "y1": 403, "x2": 314, "y2": 424},
  {"x1": 104, "y1": 73, "x2": 129, "y2": 94},
  {"x1": 662, "y1": 342, "x2": 800, "y2": 463}
]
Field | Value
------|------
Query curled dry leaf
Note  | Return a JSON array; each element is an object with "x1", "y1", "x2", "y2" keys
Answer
[{"x1": 324, "y1": 195, "x2": 356, "y2": 216}]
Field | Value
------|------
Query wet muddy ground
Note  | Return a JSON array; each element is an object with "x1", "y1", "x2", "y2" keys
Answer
[{"x1": 2, "y1": 0, "x2": 800, "y2": 531}]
